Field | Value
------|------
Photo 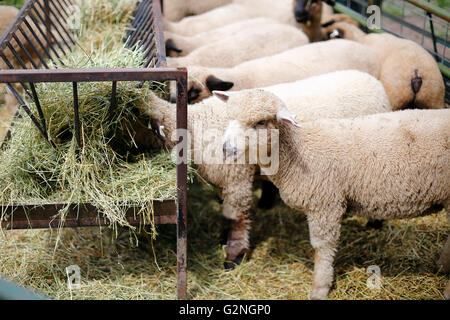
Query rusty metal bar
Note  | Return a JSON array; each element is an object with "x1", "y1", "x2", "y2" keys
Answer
[
  {"x1": 29, "y1": 82, "x2": 49, "y2": 137},
  {"x1": 109, "y1": 81, "x2": 118, "y2": 116},
  {"x1": 27, "y1": 12, "x2": 62, "y2": 62},
  {"x1": 0, "y1": 201, "x2": 177, "y2": 229},
  {"x1": 22, "y1": 18, "x2": 53, "y2": 63},
  {"x1": 0, "y1": 68, "x2": 185, "y2": 83},
  {"x1": 11, "y1": 34, "x2": 39, "y2": 69},
  {"x1": 176, "y1": 68, "x2": 188, "y2": 300},
  {"x1": 17, "y1": 25, "x2": 50, "y2": 68},
  {"x1": 153, "y1": 0, "x2": 167, "y2": 67},
  {"x1": 72, "y1": 81, "x2": 82, "y2": 148},
  {"x1": 4, "y1": 83, "x2": 48, "y2": 143}
]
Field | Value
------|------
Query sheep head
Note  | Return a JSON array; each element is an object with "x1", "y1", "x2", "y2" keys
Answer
[
  {"x1": 218, "y1": 90, "x2": 300, "y2": 170},
  {"x1": 179, "y1": 66, "x2": 234, "y2": 104},
  {"x1": 293, "y1": 0, "x2": 332, "y2": 24},
  {"x1": 321, "y1": 21, "x2": 364, "y2": 41}
]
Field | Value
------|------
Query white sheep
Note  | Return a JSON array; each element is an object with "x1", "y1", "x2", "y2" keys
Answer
[
  {"x1": 178, "y1": 39, "x2": 380, "y2": 104},
  {"x1": 166, "y1": 22, "x2": 309, "y2": 68},
  {"x1": 0, "y1": 5, "x2": 18, "y2": 36},
  {"x1": 219, "y1": 89, "x2": 450, "y2": 300},
  {"x1": 163, "y1": 0, "x2": 232, "y2": 22},
  {"x1": 164, "y1": 18, "x2": 279, "y2": 57},
  {"x1": 163, "y1": 0, "x2": 330, "y2": 42},
  {"x1": 322, "y1": 21, "x2": 445, "y2": 110},
  {"x1": 143, "y1": 70, "x2": 392, "y2": 269}
]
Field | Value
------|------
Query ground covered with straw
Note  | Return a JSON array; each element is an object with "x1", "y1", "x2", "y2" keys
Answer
[{"x1": 0, "y1": 181, "x2": 448, "y2": 300}]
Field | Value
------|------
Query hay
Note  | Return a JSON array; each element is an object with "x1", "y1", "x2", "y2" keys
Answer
[
  {"x1": 0, "y1": 181, "x2": 447, "y2": 299},
  {"x1": 0, "y1": 0, "x2": 184, "y2": 231}
]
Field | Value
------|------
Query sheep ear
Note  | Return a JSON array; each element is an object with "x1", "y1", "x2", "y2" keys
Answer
[
  {"x1": 212, "y1": 90, "x2": 230, "y2": 103},
  {"x1": 150, "y1": 118, "x2": 167, "y2": 142},
  {"x1": 277, "y1": 108, "x2": 302, "y2": 128},
  {"x1": 165, "y1": 39, "x2": 183, "y2": 54},
  {"x1": 206, "y1": 75, "x2": 234, "y2": 92},
  {"x1": 321, "y1": 20, "x2": 336, "y2": 28}
]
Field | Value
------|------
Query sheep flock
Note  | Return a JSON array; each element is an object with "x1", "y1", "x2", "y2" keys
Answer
[{"x1": 161, "y1": 0, "x2": 449, "y2": 300}]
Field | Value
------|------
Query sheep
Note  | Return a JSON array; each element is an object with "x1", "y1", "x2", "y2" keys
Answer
[
  {"x1": 322, "y1": 21, "x2": 445, "y2": 110},
  {"x1": 163, "y1": 0, "x2": 333, "y2": 42},
  {"x1": 143, "y1": 70, "x2": 392, "y2": 269},
  {"x1": 176, "y1": 39, "x2": 380, "y2": 104},
  {"x1": 165, "y1": 17, "x2": 297, "y2": 57},
  {"x1": 0, "y1": 88, "x2": 18, "y2": 147},
  {"x1": 163, "y1": 0, "x2": 233, "y2": 22},
  {"x1": 219, "y1": 88, "x2": 450, "y2": 299},
  {"x1": 166, "y1": 22, "x2": 309, "y2": 68},
  {"x1": 0, "y1": 5, "x2": 18, "y2": 36}
]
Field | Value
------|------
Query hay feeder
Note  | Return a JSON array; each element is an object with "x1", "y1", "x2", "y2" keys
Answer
[{"x1": 0, "y1": 0, "x2": 188, "y2": 299}]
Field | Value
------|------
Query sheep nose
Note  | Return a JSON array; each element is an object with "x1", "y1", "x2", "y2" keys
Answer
[
  {"x1": 170, "y1": 96, "x2": 177, "y2": 103},
  {"x1": 294, "y1": 9, "x2": 308, "y2": 23},
  {"x1": 222, "y1": 141, "x2": 238, "y2": 159}
]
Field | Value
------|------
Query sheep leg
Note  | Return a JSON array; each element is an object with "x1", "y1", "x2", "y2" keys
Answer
[
  {"x1": 437, "y1": 208, "x2": 450, "y2": 273},
  {"x1": 444, "y1": 280, "x2": 450, "y2": 300},
  {"x1": 437, "y1": 235, "x2": 450, "y2": 273},
  {"x1": 308, "y1": 212, "x2": 343, "y2": 300},
  {"x1": 221, "y1": 166, "x2": 254, "y2": 270},
  {"x1": 223, "y1": 212, "x2": 251, "y2": 270}
]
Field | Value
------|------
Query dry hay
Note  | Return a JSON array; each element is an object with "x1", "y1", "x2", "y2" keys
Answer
[
  {"x1": 0, "y1": 0, "x2": 186, "y2": 233},
  {"x1": 0, "y1": 181, "x2": 448, "y2": 299}
]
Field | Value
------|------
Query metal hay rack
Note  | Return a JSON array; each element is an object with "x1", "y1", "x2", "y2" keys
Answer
[{"x1": 0, "y1": 0, "x2": 188, "y2": 299}]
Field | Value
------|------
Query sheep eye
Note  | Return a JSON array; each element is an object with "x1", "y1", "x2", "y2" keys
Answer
[
  {"x1": 188, "y1": 88, "x2": 200, "y2": 103},
  {"x1": 255, "y1": 120, "x2": 266, "y2": 127}
]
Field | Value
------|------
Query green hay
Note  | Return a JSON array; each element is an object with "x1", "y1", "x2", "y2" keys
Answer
[{"x1": 0, "y1": 0, "x2": 186, "y2": 232}]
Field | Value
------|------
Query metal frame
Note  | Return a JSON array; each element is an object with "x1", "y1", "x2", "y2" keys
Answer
[{"x1": 0, "y1": 0, "x2": 188, "y2": 300}]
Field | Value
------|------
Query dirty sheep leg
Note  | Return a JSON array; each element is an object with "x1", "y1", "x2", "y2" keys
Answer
[
  {"x1": 308, "y1": 208, "x2": 344, "y2": 300},
  {"x1": 437, "y1": 207, "x2": 450, "y2": 273},
  {"x1": 221, "y1": 166, "x2": 254, "y2": 269},
  {"x1": 445, "y1": 280, "x2": 450, "y2": 300}
]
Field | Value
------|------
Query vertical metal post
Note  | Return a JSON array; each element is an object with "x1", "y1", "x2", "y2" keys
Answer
[
  {"x1": 72, "y1": 82, "x2": 82, "y2": 148},
  {"x1": 176, "y1": 69, "x2": 188, "y2": 300},
  {"x1": 44, "y1": 0, "x2": 52, "y2": 46}
]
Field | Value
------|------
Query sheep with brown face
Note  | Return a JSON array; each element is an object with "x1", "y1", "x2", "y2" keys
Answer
[
  {"x1": 142, "y1": 70, "x2": 392, "y2": 270},
  {"x1": 322, "y1": 21, "x2": 445, "y2": 110},
  {"x1": 176, "y1": 39, "x2": 380, "y2": 104},
  {"x1": 164, "y1": 0, "x2": 335, "y2": 42},
  {"x1": 220, "y1": 89, "x2": 450, "y2": 299}
]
